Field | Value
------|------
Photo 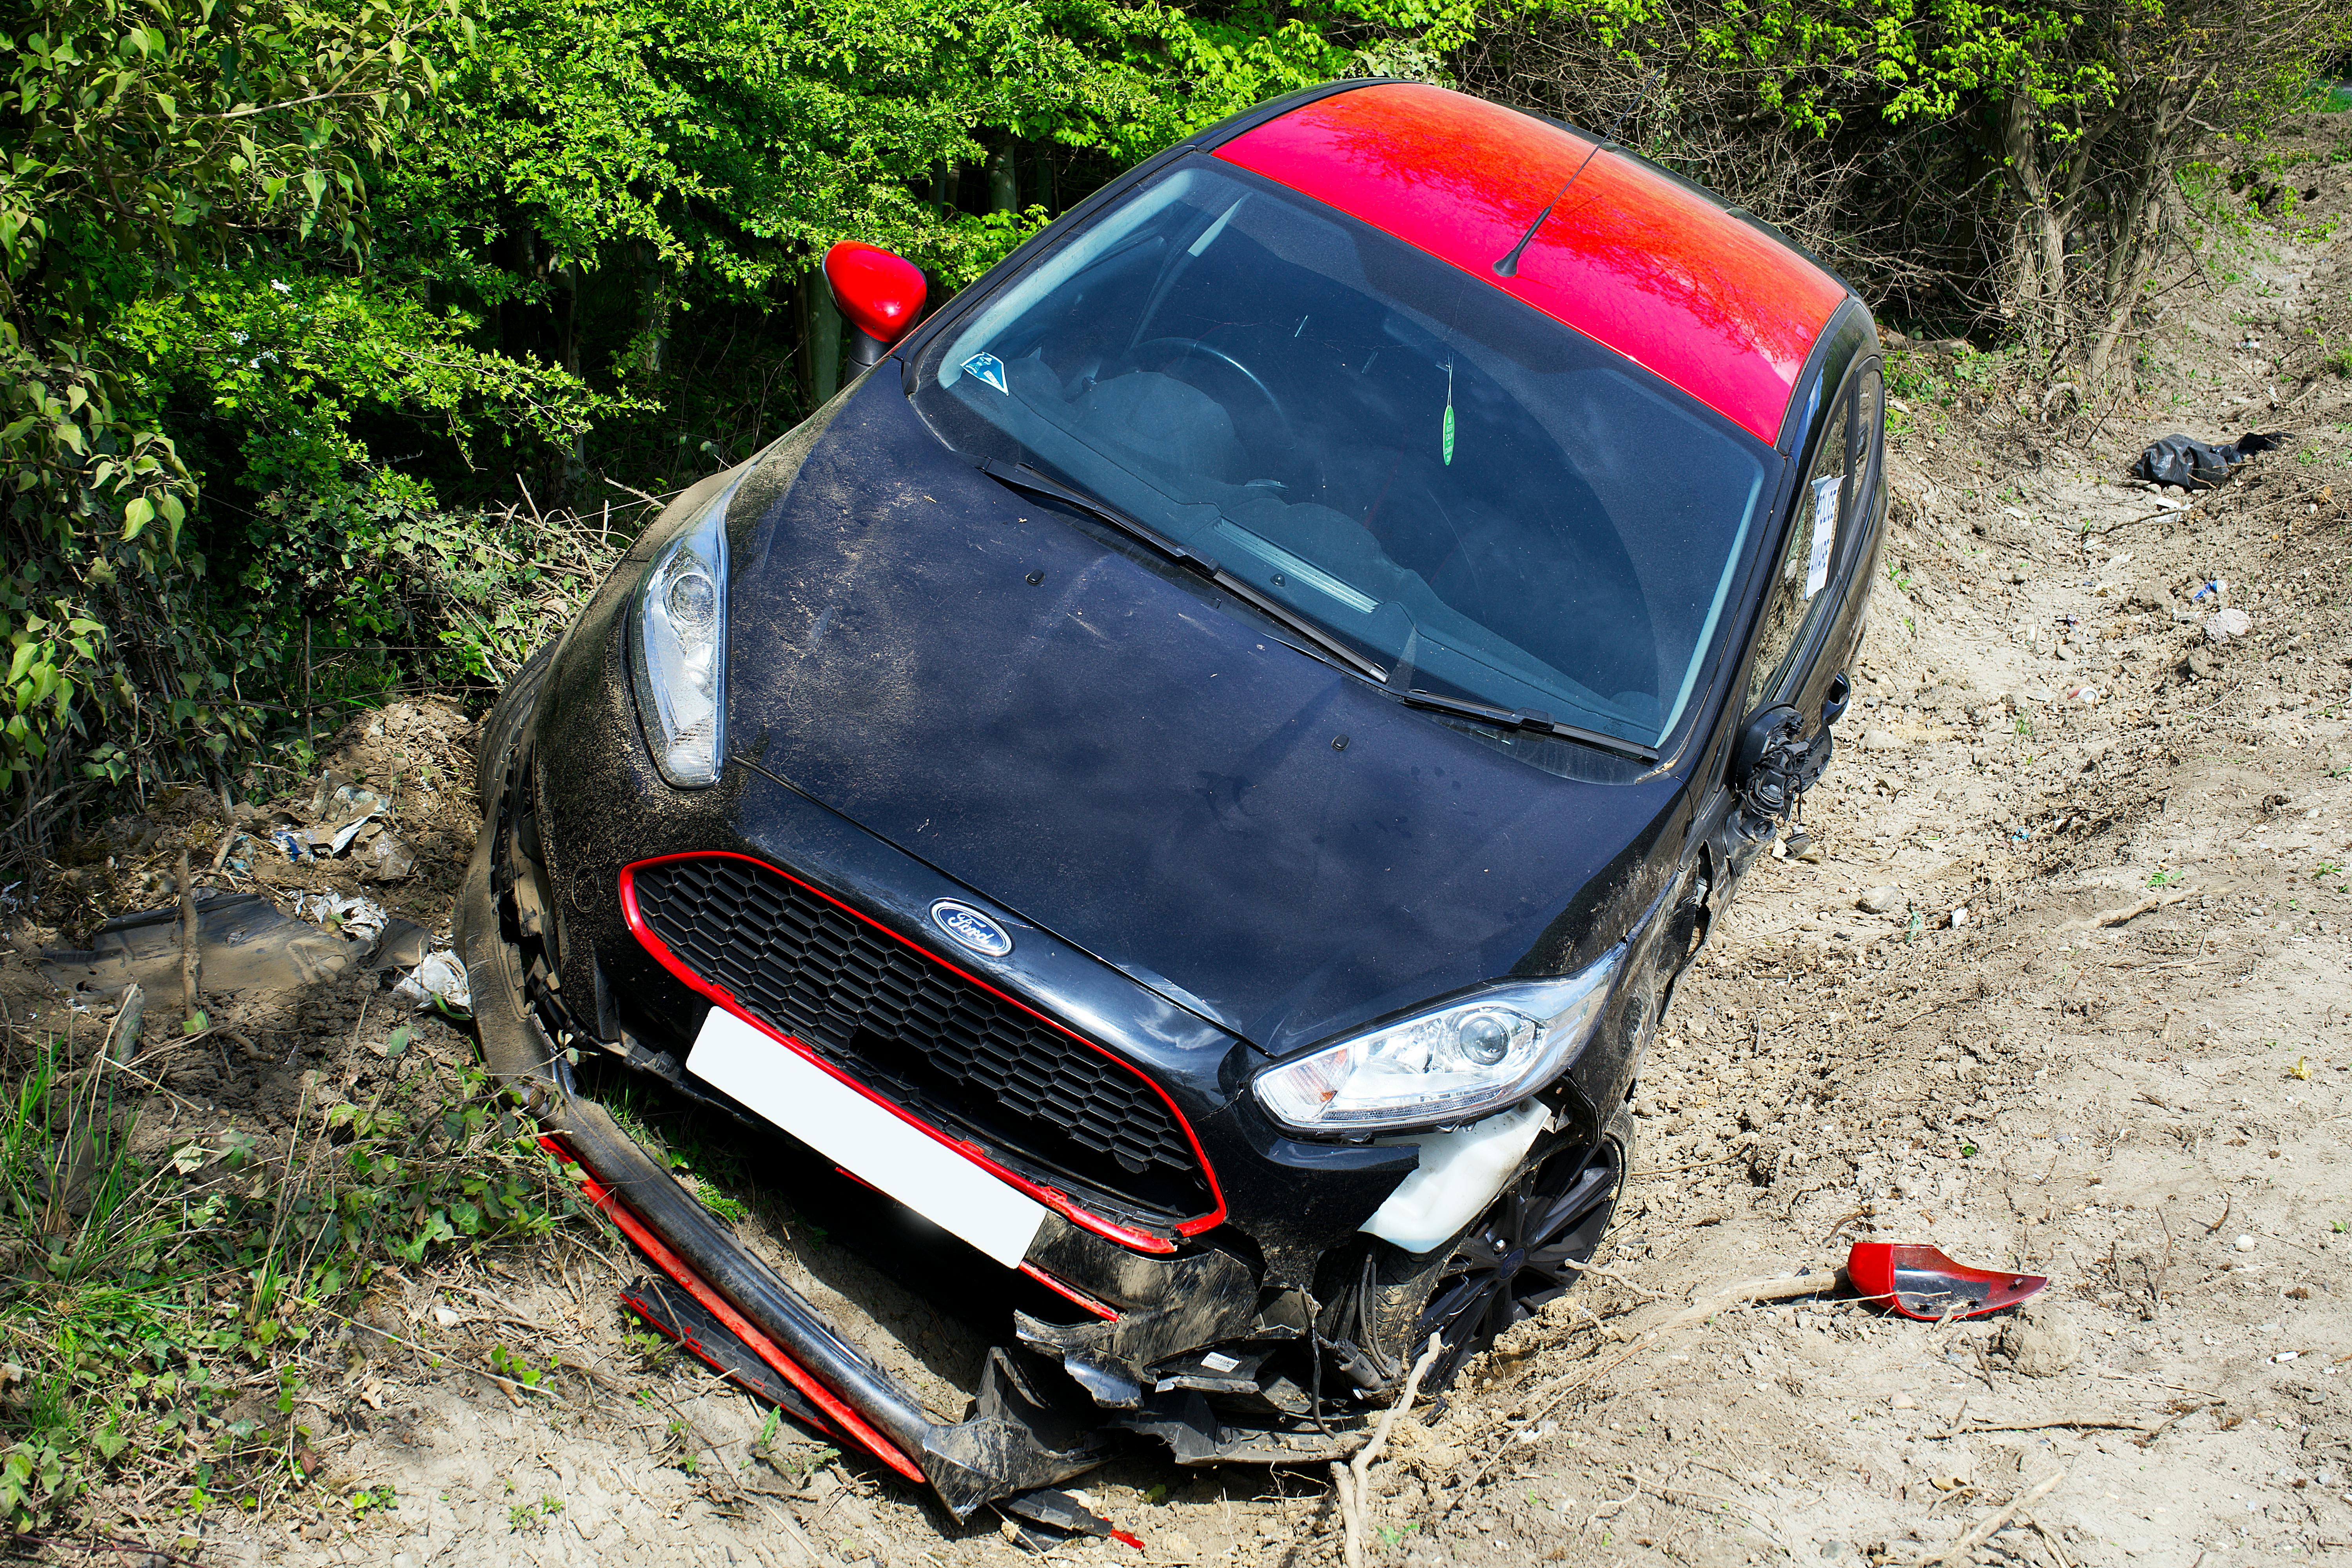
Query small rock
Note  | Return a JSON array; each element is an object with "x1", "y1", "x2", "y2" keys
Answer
[
  {"x1": 1950, "y1": 906, "x2": 1969, "y2": 927},
  {"x1": 1157, "y1": 1530, "x2": 1200, "y2": 1562},
  {"x1": 1862, "y1": 727, "x2": 1904, "y2": 751},
  {"x1": 2206, "y1": 607, "x2": 2252, "y2": 642},
  {"x1": 1996, "y1": 1303, "x2": 2080, "y2": 1377},
  {"x1": 2235, "y1": 1234, "x2": 2258, "y2": 1253},
  {"x1": 1857, "y1": 886, "x2": 1903, "y2": 915},
  {"x1": 1888, "y1": 1393, "x2": 1918, "y2": 1410},
  {"x1": 430, "y1": 1303, "x2": 461, "y2": 1329}
]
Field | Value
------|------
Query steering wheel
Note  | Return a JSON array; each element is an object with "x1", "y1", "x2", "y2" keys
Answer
[{"x1": 1127, "y1": 336, "x2": 1296, "y2": 456}]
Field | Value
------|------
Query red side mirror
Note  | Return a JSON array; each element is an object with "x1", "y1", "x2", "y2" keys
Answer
[
  {"x1": 824, "y1": 242, "x2": 927, "y2": 348},
  {"x1": 1846, "y1": 1242, "x2": 2047, "y2": 1321}
]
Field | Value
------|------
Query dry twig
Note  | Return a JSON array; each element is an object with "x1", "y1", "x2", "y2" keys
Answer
[
  {"x1": 2089, "y1": 891, "x2": 2190, "y2": 928},
  {"x1": 1332, "y1": 1333, "x2": 1444, "y2": 1568},
  {"x1": 176, "y1": 850, "x2": 199, "y2": 1022},
  {"x1": 1907, "y1": 1469, "x2": 2065, "y2": 1567}
]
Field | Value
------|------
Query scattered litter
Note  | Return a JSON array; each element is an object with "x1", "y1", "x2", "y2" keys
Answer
[
  {"x1": 1949, "y1": 906, "x2": 1970, "y2": 927},
  {"x1": 360, "y1": 830, "x2": 417, "y2": 883},
  {"x1": 392, "y1": 951, "x2": 471, "y2": 1014},
  {"x1": 2067, "y1": 685, "x2": 2101, "y2": 704},
  {"x1": 2132, "y1": 431, "x2": 2287, "y2": 490},
  {"x1": 1846, "y1": 1241, "x2": 2047, "y2": 1321},
  {"x1": 2205, "y1": 607, "x2": 2252, "y2": 642},
  {"x1": 2190, "y1": 578, "x2": 2225, "y2": 602},
  {"x1": 292, "y1": 891, "x2": 388, "y2": 945},
  {"x1": 271, "y1": 828, "x2": 311, "y2": 862}
]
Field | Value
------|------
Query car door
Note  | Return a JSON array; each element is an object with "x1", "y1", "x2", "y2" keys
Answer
[
  {"x1": 1713, "y1": 355, "x2": 1886, "y2": 885},
  {"x1": 1758, "y1": 358, "x2": 1885, "y2": 739}
]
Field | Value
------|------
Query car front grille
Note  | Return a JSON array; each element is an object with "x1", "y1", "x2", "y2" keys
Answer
[{"x1": 626, "y1": 854, "x2": 1214, "y2": 1228}]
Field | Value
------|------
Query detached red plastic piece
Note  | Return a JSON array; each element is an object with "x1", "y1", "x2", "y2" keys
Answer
[
  {"x1": 824, "y1": 241, "x2": 927, "y2": 345},
  {"x1": 1846, "y1": 1242, "x2": 2046, "y2": 1321}
]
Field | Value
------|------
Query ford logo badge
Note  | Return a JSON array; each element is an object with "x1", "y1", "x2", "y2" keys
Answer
[{"x1": 930, "y1": 900, "x2": 1013, "y2": 958}]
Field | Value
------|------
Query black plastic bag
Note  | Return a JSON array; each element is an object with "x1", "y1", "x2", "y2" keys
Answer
[{"x1": 2133, "y1": 430, "x2": 2288, "y2": 490}]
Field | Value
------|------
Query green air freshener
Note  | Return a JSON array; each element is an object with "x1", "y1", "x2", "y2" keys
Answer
[{"x1": 1441, "y1": 359, "x2": 1456, "y2": 466}]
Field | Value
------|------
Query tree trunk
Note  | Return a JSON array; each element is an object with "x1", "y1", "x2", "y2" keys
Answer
[
  {"x1": 2000, "y1": 90, "x2": 2069, "y2": 360},
  {"x1": 987, "y1": 140, "x2": 1018, "y2": 212},
  {"x1": 1031, "y1": 144, "x2": 1055, "y2": 216},
  {"x1": 635, "y1": 240, "x2": 669, "y2": 377}
]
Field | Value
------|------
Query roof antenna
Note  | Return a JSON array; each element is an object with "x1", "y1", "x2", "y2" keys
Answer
[{"x1": 1492, "y1": 67, "x2": 1659, "y2": 279}]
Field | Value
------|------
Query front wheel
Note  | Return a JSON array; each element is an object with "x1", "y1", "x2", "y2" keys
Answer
[{"x1": 1352, "y1": 1102, "x2": 1634, "y2": 1394}]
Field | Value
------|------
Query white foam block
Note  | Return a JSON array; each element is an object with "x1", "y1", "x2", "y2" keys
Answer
[{"x1": 686, "y1": 1007, "x2": 1048, "y2": 1267}]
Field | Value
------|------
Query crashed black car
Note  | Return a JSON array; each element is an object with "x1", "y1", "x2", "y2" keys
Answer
[{"x1": 459, "y1": 78, "x2": 1885, "y2": 1514}]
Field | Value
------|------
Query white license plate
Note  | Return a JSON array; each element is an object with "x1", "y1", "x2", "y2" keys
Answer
[{"x1": 686, "y1": 1006, "x2": 1048, "y2": 1267}]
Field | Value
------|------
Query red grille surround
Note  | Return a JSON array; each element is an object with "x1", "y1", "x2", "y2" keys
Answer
[{"x1": 618, "y1": 851, "x2": 1226, "y2": 1254}]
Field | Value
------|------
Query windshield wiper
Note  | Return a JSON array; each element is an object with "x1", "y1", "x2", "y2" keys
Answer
[
  {"x1": 1394, "y1": 688, "x2": 1661, "y2": 764},
  {"x1": 976, "y1": 459, "x2": 1386, "y2": 682}
]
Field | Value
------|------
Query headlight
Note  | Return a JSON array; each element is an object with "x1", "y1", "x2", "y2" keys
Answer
[
  {"x1": 1252, "y1": 945, "x2": 1623, "y2": 1134},
  {"x1": 628, "y1": 476, "x2": 740, "y2": 787}
]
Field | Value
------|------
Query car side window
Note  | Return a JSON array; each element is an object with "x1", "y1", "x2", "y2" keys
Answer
[{"x1": 1744, "y1": 387, "x2": 1850, "y2": 712}]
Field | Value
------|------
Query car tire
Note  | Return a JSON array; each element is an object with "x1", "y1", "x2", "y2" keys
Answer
[
  {"x1": 1352, "y1": 1099, "x2": 1635, "y2": 1394},
  {"x1": 475, "y1": 644, "x2": 559, "y2": 812}
]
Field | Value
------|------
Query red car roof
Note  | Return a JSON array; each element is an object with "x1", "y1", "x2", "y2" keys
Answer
[{"x1": 1216, "y1": 83, "x2": 1849, "y2": 445}]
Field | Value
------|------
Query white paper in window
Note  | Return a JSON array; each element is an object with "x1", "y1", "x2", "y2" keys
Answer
[{"x1": 1805, "y1": 474, "x2": 1839, "y2": 599}]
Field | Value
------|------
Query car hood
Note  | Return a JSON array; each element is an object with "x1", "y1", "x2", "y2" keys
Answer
[{"x1": 725, "y1": 376, "x2": 1688, "y2": 1057}]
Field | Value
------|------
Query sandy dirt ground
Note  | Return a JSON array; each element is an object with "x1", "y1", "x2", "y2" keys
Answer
[{"x1": 16, "y1": 113, "x2": 2352, "y2": 1568}]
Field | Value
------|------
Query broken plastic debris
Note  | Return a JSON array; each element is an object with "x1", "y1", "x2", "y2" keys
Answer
[
  {"x1": 1846, "y1": 1242, "x2": 2047, "y2": 1321},
  {"x1": 39, "y1": 891, "x2": 362, "y2": 998},
  {"x1": 392, "y1": 951, "x2": 471, "y2": 1014},
  {"x1": 1001, "y1": 1489, "x2": 1144, "y2": 1551},
  {"x1": 2190, "y1": 578, "x2": 2225, "y2": 603},
  {"x1": 2067, "y1": 685, "x2": 2101, "y2": 704}
]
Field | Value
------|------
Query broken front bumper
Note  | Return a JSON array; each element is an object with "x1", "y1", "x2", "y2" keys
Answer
[{"x1": 455, "y1": 779, "x2": 1383, "y2": 1515}]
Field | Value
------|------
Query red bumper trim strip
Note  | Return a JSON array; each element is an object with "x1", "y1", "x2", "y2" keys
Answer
[{"x1": 544, "y1": 1134, "x2": 927, "y2": 1484}]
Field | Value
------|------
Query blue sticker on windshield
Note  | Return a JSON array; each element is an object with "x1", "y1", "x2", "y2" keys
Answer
[{"x1": 961, "y1": 352, "x2": 1008, "y2": 394}]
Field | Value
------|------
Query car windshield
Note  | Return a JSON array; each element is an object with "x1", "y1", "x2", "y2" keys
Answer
[{"x1": 909, "y1": 159, "x2": 1775, "y2": 751}]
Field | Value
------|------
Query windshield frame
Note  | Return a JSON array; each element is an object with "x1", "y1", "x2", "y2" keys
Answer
[{"x1": 899, "y1": 151, "x2": 1809, "y2": 776}]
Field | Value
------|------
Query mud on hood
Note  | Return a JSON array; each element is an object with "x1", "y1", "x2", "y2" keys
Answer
[{"x1": 724, "y1": 376, "x2": 1684, "y2": 1057}]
